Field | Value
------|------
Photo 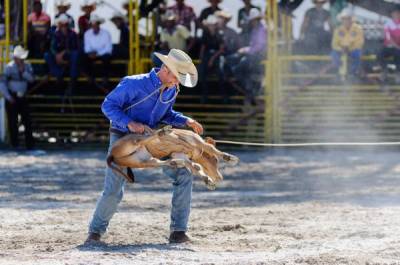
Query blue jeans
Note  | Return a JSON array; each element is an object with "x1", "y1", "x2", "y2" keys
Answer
[
  {"x1": 88, "y1": 132, "x2": 194, "y2": 235},
  {"x1": 331, "y1": 49, "x2": 362, "y2": 74},
  {"x1": 44, "y1": 50, "x2": 79, "y2": 78}
]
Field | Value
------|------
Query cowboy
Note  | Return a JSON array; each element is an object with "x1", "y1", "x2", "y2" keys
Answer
[
  {"x1": 237, "y1": 0, "x2": 261, "y2": 44},
  {"x1": 78, "y1": 0, "x2": 96, "y2": 40},
  {"x1": 299, "y1": 0, "x2": 332, "y2": 54},
  {"x1": 331, "y1": 9, "x2": 364, "y2": 75},
  {"x1": 167, "y1": 0, "x2": 197, "y2": 31},
  {"x1": 27, "y1": 0, "x2": 51, "y2": 58},
  {"x1": 198, "y1": 14, "x2": 225, "y2": 104},
  {"x1": 110, "y1": 12, "x2": 130, "y2": 59},
  {"x1": 54, "y1": 0, "x2": 75, "y2": 29},
  {"x1": 85, "y1": 49, "x2": 203, "y2": 244},
  {"x1": 226, "y1": 8, "x2": 267, "y2": 99},
  {"x1": 0, "y1": 46, "x2": 35, "y2": 150},
  {"x1": 44, "y1": 14, "x2": 79, "y2": 94},
  {"x1": 84, "y1": 14, "x2": 112, "y2": 90}
]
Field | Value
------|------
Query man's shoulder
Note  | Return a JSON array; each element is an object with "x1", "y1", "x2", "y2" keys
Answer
[{"x1": 123, "y1": 72, "x2": 151, "y2": 82}]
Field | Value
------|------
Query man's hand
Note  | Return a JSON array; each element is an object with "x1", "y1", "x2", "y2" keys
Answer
[
  {"x1": 186, "y1": 118, "x2": 203, "y2": 135},
  {"x1": 56, "y1": 51, "x2": 66, "y2": 65},
  {"x1": 127, "y1": 121, "x2": 146, "y2": 134},
  {"x1": 88, "y1": 52, "x2": 97, "y2": 59}
]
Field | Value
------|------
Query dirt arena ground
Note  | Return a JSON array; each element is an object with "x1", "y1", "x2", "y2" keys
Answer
[{"x1": 1, "y1": 148, "x2": 400, "y2": 265}]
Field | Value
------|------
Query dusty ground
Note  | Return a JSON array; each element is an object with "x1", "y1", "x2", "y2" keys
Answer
[{"x1": 1, "y1": 148, "x2": 400, "y2": 265}]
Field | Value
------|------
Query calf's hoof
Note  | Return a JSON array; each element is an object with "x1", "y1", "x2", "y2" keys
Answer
[
  {"x1": 203, "y1": 176, "x2": 216, "y2": 190},
  {"x1": 222, "y1": 153, "x2": 239, "y2": 165},
  {"x1": 170, "y1": 159, "x2": 185, "y2": 168},
  {"x1": 158, "y1": 125, "x2": 173, "y2": 136}
]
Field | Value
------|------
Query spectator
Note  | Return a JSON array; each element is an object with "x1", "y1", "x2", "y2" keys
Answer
[
  {"x1": 110, "y1": 12, "x2": 129, "y2": 59},
  {"x1": 226, "y1": 8, "x2": 267, "y2": 98},
  {"x1": 78, "y1": 0, "x2": 96, "y2": 40},
  {"x1": 54, "y1": 0, "x2": 75, "y2": 30},
  {"x1": 84, "y1": 14, "x2": 112, "y2": 90},
  {"x1": 216, "y1": 10, "x2": 239, "y2": 102},
  {"x1": 44, "y1": 14, "x2": 79, "y2": 94},
  {"x1": 237, "y1": 0, "x2": 261, "y2": 44},
  {"x1": 152, "y1": 10, "x2": 194, "y2": 67},
  {"x1": 27, "y1": 0, "x2": 51, "y2": 58},
  {"x1": 167, "y1": 0, "x2": 197, "y2": 31},
  {"x1": 331, "y1": 9, "x2": 364, "y2": 75},
  {"x1": 161, "y1": 11, "x2": 194, "y2": 52},
  {"x1": 376, "y1": 6, "x2": 400, "y2": 73},
  {"x1": 216, "y1": 10, "x2": 240, "y2": 56},
  {"x1": 198, "y1": 15, "x2": 225, "y2": 103},
  {"x1": 299, "y1": 0, "x2": 332, "y2": 54},
  {"x1": 198, "y1": 0, "x2": 222, "y2": 25},
  {"x1": 122, "y1": 0, "x2": 137, "y2": 19},
  {"x1": 0, "y1": 46, "x2": 34, "y2": 150}
]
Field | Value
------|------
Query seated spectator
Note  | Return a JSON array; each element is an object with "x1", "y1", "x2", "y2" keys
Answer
[
  {"x1": 198, "y1": 0, "x2": 222, "y2": 28},
  {"x1": 44, "y1": 14, "x2": 79, "y2": 94},
  {"x1": 110, "y1": 12, "x2": 129, "y2": 59},
  {"x1": 167, "y1": 0, "x2": 197, "y2": 31},
  {"x1": 216, "y1": 11, "x2": 240, "y2": 102},
  {"x1": 216, "y1": 11, "x2": 240, "y2": 56},
  {"x1": 198, "y1": 15, "x2": 225, "y2": 103},
  {"x1": 331, "y1": 10, "x2": 364, "y2": 76},
  {"x1": 84, "y1": 14, "x2": 112, "y2": 90},
  {"x1": 376, "y1": 6, "x2": 400, "y2": 74},
  {"x1": 226, "y1": 8, "x2": 267, "y2": 98},
  {"x1": 54, "y1": 0, "x2": 75, "y2": 30},
  {"x1": 238, "y1": 0, "x2": 261, "y2": 45},
  {"x1": 27, "y1": 0, "x2": 51, "y2": 58},
  {"x1": 0, "y1": 46, "x2": 34, "y2": 150},
  {"x1": 299, "y1": 0, "x2": 331, "y2": 54},
  {"x1": 152, "y1": 11, "x2": 194, "y2": 66},
  {"x1": 78, "y1": 0, "x2": 96, "y2": 40}
]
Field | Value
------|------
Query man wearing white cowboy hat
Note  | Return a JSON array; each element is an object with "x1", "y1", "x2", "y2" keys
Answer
[
  {"x1": 84, "y1": 14, "x2": 112, "y2": 90},
  {"x1": 54, "y1": 0, "x2": 75, "y2": 29},
  {"x1": 198, "y1": 14, "x2": 225, "y2": 103},
  {"x1": 110, "y1": 12, "x2": 130, "y2": 59},
  {"x1": 44, "y1": 14, "x2": 79, "y2": 94},
  {"x1": 225, "y1": 8, "x2": 267, "y2": 100},
  {"x1": 299, "y1": 0, "x2": 332, "y2": 54},
  {"x1": 331, "y1": 9, "x2": 364, "y2": 75},
  {"x1": 78, "y1": 0, "x2": 96, "y2": 39},
  {"x1": 86, "y1": 48, "x2": 203, "y2": 244},
  {"x1": 0, "y1": 46, "x2": 35, "y2": 150}
]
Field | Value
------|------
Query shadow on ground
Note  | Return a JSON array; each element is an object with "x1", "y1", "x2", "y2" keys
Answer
[{"x1": 1, "y1": 148, "x2": 400, "y2": 209}]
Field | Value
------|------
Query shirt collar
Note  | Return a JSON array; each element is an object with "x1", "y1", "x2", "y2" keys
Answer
[{"x1": 150, "y1": 68, "x2": 163, "y2": 88}]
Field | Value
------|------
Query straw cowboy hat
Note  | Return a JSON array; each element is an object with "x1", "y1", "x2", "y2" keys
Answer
[
  {"x1": 215, "y1": 10, "x2": 232, "y2": 21},
  {"x1": 203, "y1": 14, "x2": 219, "y2": 26},
  {"x1": 111, "y1": 12, "x2": 128, "y2": 23},
  {"x1": 56, "y1": 0, "x2": 71, "y2": 8},
  {"x1": 81, "y1": 0, "x2": 96, "y2": 8},
  {"x1": 90, "y1": 14, "x2": 105, "y2": 24},
  {"x1": 313, "y1": 0, "x2": 327, "y2": 3},
  {"x1": 55, "y1": 13, "x2": 70, "y2": 24},
  {"x1": 154, "y1": 49, "x2": 198, "y2": 87},
  {"x1": 248, "y1": 8, "x2": 263, "y2": 21},
  {"x1": 162, "y1": 10, "x2": 177, "y2": 21},
  {"x1": 13, "y1": 46, "x2": 29, "y2": 60},
  {"x1": 337, "y1": 9, "x2": 353, "y2": 20}
]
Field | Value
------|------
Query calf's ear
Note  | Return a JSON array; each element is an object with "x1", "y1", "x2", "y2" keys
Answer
[{"x1": 205, "y1": 137, "x2": 216, "y2": 146}]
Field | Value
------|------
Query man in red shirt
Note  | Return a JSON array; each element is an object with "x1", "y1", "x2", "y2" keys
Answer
[
  {"x1": 78, "y1": 0, "x2": 96, "y2": 40},
  {"x1": 377, "y1": 6, "x2": 400, "y2": 73},
  {"x1": 167, "y1": 0, "x2": 197, "y2": 32},
  {"x1": 27, "y1": 0, "x2": 51, "y2": 58}
]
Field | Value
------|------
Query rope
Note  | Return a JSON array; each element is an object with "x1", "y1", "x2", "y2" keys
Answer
[{"x1": 214, "y1": 140, "x2": 400, "y2": 147}]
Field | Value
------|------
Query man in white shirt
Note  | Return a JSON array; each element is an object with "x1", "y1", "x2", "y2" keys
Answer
[{"x1": 84, "y1": 14, "x2": 113, "y2": 90}]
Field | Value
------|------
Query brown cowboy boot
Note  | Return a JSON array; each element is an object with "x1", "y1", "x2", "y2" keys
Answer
[
  {"x1": 169, "y1": 231, "x2": 191, "y2": 243},
  {"x1": 84, "y1": 232, "x2": 101, "y2": 244}
]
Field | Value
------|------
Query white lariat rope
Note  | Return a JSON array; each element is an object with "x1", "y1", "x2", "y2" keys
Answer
[{"x1": 214, "y1": 140, "x2": 400, "y2": 147}]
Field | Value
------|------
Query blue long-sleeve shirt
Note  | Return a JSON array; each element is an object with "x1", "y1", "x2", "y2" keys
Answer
[{"x1": 102, "y1": 68, "x2": 189, "y2": 133}]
